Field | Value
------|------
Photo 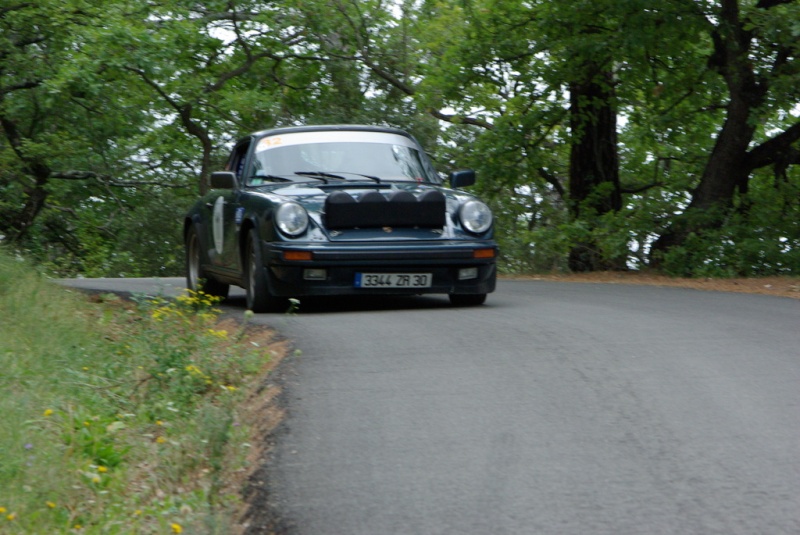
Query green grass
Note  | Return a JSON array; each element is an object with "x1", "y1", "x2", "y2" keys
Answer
[{"x1": 0, "y1": 251, "x2": 272, "y2": 533}]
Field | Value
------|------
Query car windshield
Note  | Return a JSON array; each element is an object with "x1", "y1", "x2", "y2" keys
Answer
[{"x1": 247, "y1": 132, "x2": 439, "y2": 185}]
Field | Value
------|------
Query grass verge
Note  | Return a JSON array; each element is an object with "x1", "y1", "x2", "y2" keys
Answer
[{"x1": 0, "y1": 252, "x2": 281, "y2": 534}]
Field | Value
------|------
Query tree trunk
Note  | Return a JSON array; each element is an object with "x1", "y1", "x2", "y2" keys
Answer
[
  {"x1": 178, "y1": 104, "x2": 213, "y2": 196},
  {"x1": 651, "y1": 105, "x2": 756, "y2": 255},
  {"x1": 650, "y1": 0, "x2": 766, "y2": 263},
  {"x1": 567, "y1": 67, "x2": 622, "y2": 271},
  {"x1": 0, "y1": 115, "x2": 52, "y2": 241}
]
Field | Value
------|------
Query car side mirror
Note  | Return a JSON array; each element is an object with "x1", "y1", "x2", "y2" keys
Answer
[
  {"x1": 449, "y1": 169, "x2": 476, "y2": 188},
  {"x1": 210, "y1": 171, "x2": 238, "y2": 190}
]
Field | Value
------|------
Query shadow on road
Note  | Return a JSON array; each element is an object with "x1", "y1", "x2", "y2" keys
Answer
[
  {"x1": 224, "y1": 294, "x2": 456, "y2": 315},
  {"x1": 57, "y1": 278, "x2": 489, "y2": 315}
]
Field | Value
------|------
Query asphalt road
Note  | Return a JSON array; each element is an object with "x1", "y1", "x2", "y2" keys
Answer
[{"x1": 60, "y1": 278, "x2": 800, "y2": 534}]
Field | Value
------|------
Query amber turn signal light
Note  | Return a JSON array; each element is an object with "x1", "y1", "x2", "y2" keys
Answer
[
  {"x1": 283, "y1": 251, "x2": 313, "y2": 261},
  {"x1": 473, "y1": 248, "x2": 495, "y2": 259}
]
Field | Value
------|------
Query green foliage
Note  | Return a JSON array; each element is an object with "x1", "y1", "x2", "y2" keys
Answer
[
  {"x1": 0, "y1": 252, "x2": 271, "y2": 532},
  {"x1": 659, "y1": 172, "x2": 800, "y2": 277},
  {"x1": 2, "y1": 0, "x2": 798, "y2": 277},
  {"x1": 13, "y1": 188, "x2": 190, "y2": 277}
]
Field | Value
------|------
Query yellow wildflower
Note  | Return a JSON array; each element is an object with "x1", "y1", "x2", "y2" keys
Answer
[
  {"x1": 97, "y1": 466, "x2": 108, "y2": 473},
  {"x1": 46, "y1": 501, "x2": 56, "y2": 509},
  {"x1": 44, "y1": 409, "x2": 53, "y2": 417},
  {"x1": 0, "y1": 507, "x2": 6, "y2": 514},
  {"x1": 207, "y1": 328, "x2": 229, "y2": 339},
  {"x1": 92, "y1": 476, "x2": 101, "y2": 484},
  {"x1": 6, "y1": 513, "x2": 16, "y2": 521},
  {"x1": 156, "y1": 436, "x2": 166, "y2": 444},
  {"x1": 171, "y1": 523, "x2": 183, "y2": 533}
]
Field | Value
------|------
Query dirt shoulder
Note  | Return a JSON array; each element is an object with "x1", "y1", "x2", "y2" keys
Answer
[{"x1": 502, "y1": 272, "x2": 800, "y2": 300}]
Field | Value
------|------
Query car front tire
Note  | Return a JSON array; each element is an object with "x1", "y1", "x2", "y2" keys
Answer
[
  {"x1": 245, "y1": 231, "x2": 279, "y2": 313},
  {"x1": 186, "y1": 225, "x2": 229, "y2": 299}
]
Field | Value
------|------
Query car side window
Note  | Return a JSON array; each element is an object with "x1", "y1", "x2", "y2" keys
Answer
[{"x1": 227, "y1": 141, "x2": 250, "y2": 184}]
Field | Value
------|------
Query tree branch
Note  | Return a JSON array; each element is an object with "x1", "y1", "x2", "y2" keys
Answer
[
  {"x1": 0, "y1": 80, "x2": 42, "y2": 96},
  {"x1": 204, "y1": 49, "x2": 278, "y2": 93},
  {"x1": 352, "y1": 49, "x2": 494, "y2": 130},
  {"x1": 50, "y1": 170, "x2": 190, "y2": 189},
  {"x1": 745, "y1": 121, "x2": 800, "y2": 170},
  {"x1": 124, "y1": 67, "x2": 181, "y2": 111},
  {"x1": 621, "y1": 182, "x2": 662, "y2": 195},
  {"x1": 361, "y1": 55, "x2": 414, "y2": 96},
  {"x1": 755, "y1": 0, "x2": 795, "y2": 8},
  {"x1": 427, "y1": 109, "x2": 494, "y2": 130},
  {"x1": 0, "y1": 3, "x2": 33, "y2": 17},
  {"x1": 537, "y1": 167, "x2": 566, "y2": 198}
]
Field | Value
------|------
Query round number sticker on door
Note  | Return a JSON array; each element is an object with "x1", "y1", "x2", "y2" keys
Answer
[{"x1": 212, "y1": 196, "x2": 224, "y2": 254}]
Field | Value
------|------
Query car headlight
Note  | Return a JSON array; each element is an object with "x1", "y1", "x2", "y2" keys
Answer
[
  {"x1": 459, "y1": 200, "x2": 493, "y2": 234},
  {"x1": 275, "y1": 202, "x2": 309, "y2": 237}
]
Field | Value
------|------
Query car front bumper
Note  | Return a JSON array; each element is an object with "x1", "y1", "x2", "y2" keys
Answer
[{"x1": 263, "y1": 240, "x2": 497, "y2": 297}]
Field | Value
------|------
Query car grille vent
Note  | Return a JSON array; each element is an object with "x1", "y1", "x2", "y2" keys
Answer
[{"x1": 324, "y1": 190, "x2": 446, "y2": 229}]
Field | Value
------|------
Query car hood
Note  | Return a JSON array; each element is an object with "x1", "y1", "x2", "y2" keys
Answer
[
  {"x1": 252, "y1": 181, "x2": 474, "y2": 213},
  {"x1": 249, "y1": 181, "x2": 485, "y2": 241}
]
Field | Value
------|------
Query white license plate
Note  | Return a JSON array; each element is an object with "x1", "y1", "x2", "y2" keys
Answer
[{"x1": 355, "y1": 273, "x2": 432, "y2": 288}]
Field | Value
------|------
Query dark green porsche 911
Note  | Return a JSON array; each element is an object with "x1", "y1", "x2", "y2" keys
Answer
[{"x1": 184, "y1": 125, "x2": 497, "y2": 312}]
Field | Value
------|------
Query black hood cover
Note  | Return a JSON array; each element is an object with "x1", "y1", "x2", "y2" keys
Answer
[{"x1": 324, "y1": 189, "x2": 446, "y2": 229}]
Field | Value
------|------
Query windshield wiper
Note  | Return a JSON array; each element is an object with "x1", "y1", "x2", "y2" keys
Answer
[
  {"x1": 247, "y1": 173, "x2": 333, "y2": 185},
  {"x1": 295, "y1": 171, "x2": 347, "y2": 182},
  {"x1": 296, "y1": 171, "x2": 382, "y2": 184},
  {"x1": 245, "y1": 174, "x2": 296, "y2": 184},
  {"x1": 332, "y1": 171, "x2": 382, "y2": 183}
]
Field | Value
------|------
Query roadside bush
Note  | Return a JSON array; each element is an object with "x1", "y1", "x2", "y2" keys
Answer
[
  {"x1": 10, "y1": 188, "x2": 189, "y2": 278},
  {"x1": 0, "y1": 251, "x2": 272, "y2": 533}
]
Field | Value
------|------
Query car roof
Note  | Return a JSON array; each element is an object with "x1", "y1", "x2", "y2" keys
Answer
[{"x1": 245, "y1": 124, "x2": 414, "y2": 141}]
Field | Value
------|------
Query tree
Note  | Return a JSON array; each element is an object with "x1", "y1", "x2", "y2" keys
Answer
[
  {"x1": 3, "y1": 0, "x2": 798, "y2": 277},
  {"x1": 567, "y1": 66, "x2": 622, "y2": 270},
  {"x1": 343, "y1": 0, "x2": 800, "y2": 274},
  {"x1": 86, "y1": 0, "x2": 311, "y2": 196},
  {"x1": 651, "y1": 0, "x2": 800, "y2": 265},
  {"x1": 0, "y1": 1, "x2": 163, "y2": 254},
  {"x1": 313, "y1": 0, "x2": 627, "y2": 270},
  {"x1": 0, "y1": 1, "x2": 204, "y2": 272}
]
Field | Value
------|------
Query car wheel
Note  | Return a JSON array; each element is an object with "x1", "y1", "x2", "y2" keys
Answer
[
  {"x1": 245, "y1": 231, "x2": 277, "y2": 313},
  {"x1": 448, "y1": 293, "x2": 487, "y2": 307},
  {"x1": 185, "y1": 225, "x2": 229, "y2": 299}
]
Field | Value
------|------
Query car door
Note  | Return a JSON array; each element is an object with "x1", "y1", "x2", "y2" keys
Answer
[{"x1": 209, "y1": 140, "x2": 250, "y2": 272}]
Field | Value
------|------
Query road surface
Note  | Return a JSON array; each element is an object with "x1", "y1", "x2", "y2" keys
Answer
[{"x1": 60, "y1": 278, "x2": 800, "y2": 534}]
